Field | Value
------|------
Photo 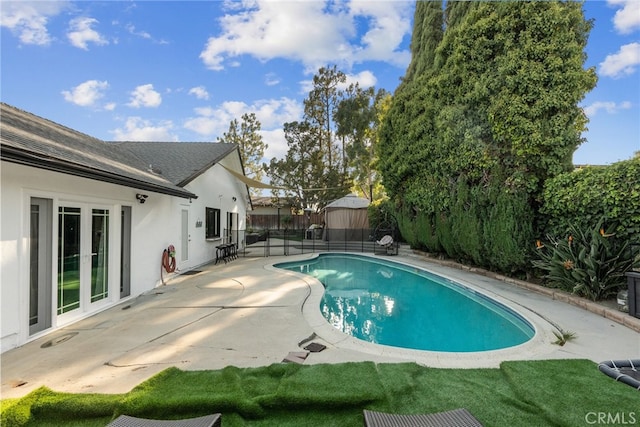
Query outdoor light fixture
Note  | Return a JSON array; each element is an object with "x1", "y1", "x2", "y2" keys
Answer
[{"x1": 136, "y1": 193, "x2": 148, "y2": 204}]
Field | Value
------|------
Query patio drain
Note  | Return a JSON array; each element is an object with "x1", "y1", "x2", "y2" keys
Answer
[
  {"x1": 180, "y1": 270, "x2": 202, "y2": 276},
  {"x1": 40, "y1": 332, "x2": 78, "y2": 348}
]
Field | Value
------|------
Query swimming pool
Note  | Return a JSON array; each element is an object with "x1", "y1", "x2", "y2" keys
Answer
[{"x1": 275, "y1": 253, "x2": 535, "y2": 352}]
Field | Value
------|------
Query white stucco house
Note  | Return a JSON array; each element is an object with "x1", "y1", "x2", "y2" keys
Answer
[{"x1": 0, "y1": 103, "x2": 250, "y2": 353}]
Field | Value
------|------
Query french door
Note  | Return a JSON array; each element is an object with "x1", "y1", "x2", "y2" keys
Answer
[{"x1": 57, "y1": 204, "x2": 110, "y2": 319}]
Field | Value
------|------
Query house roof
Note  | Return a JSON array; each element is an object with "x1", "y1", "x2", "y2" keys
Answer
[
  {"x1": 251, "y1": 196, "x2": 298, "y2": 207},
  {"x1": 116, "y1": 141, "x2": 238, "y2": 187},
  {"x1": 0, "y1": 103, "x2": 241, "y2": 199}
]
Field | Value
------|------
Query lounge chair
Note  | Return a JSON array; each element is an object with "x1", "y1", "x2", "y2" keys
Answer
[
  {"x1": 107, "y1": 413, "x2": 221, "y2": 427},
  {"x1": 363, "y1": 408, "x2": 483, "y2": 427},
  {"x1": 598, "y1": 359, "x2": 640, "y2": 390},
  {"x1": 376, "y1": 235, "x2": 396, "y2": 255}
]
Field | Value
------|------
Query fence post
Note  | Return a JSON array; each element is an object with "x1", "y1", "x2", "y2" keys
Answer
[{"x1": 265, "y1": 229, "x2": 270, "y2": 257}]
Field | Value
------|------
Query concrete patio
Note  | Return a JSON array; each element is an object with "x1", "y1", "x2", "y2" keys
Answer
[{"x1": 2, "y1": 252, "x2": 639, "y2": 399}]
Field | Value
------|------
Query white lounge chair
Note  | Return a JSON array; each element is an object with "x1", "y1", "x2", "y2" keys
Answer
[{"x1": 376, "y1": 235, "x2": 395, "y2": 254}]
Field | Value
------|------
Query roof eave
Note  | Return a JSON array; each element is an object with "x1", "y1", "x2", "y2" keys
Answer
[{"x1": 1, "y1": 147, "x2": 197, "y2": 200}]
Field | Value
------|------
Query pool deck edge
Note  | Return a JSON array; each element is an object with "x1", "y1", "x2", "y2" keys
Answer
[{"x1": 404, "y1": 249, "x2": 640, "y2": 334}]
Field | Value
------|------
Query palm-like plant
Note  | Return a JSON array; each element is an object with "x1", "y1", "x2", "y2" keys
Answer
[{"x1": 533, "y1": 218, "x2": 639, "y2": 301}]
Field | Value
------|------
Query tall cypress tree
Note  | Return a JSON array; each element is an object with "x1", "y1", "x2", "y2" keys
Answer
[
  {"x1": 406, "y1": 1, "x2": 443, "y2": 80},
  {"x1": 379, "y1": 1, "x2": 596, "y2": 273}
]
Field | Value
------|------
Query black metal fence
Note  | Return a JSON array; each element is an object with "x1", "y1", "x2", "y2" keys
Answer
[
  {"x1": 225, "y1": 227, "x2": 399, "y2": 257},
  {"x1": 247, "y1": 213, "x2": 324, "y2": 230}
]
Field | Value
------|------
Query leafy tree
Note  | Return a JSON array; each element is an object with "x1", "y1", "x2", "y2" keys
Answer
[
  {"x1": 269, "y1": 66, "x2": 354, "y2": 211},
  {"x1": 304, "y1": 65, "x2": 346, "y2": 171},
  {"x1": 268, "y1": 121, "x2": 346, "y2": 212},
  {"x1": 335, "y1": 85, "x2": 390, "y2": 201},
  {"x1": 540, "y1": 157, "x2": 640, "y2": 244},
  {"x1": 218, "y1": 113, "x2": 268, "y2": 196},
  {"x1": 406, "y1": 0, "x2": 443, "y2": 80}
]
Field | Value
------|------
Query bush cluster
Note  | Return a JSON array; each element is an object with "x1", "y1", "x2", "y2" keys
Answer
[
  {"x1": 531, "y1": 156, "x2": 640, "y2": 300},
  {"x1": 532, "y1": 218, "x2": 639, "y2": 301},
  {"x1": 540, "y1": 157, "x2": 640, "y2": 246},
  {"x1": 394, "y1": 182, "x2": 534, "y2": 274}
]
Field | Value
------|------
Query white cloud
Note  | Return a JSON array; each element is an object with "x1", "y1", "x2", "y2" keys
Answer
[
  {"x1": 265, "y1": 73, "x2": 280, "y2": 86},
  {"x1": 125, "y1": 23, "x2": 151, "y2": 40},
  {"x1": 199, "y1": 0, "x2": 411, "y2": 72},
  {"x1": 253, "y1": 98, "x2": 303, "y2": 129},
  {"x1": 600, "y1": 42, "x2": 640, "y2": 78},
  {"x1": 187, "y1": 98, "x2": 303, "y2": 136},
  {"x1": 583, "y1": 100, "x2": 633, "y2": 117},
  {"x1": 67, "y1": 17, "x2": 108, "y2": 50},
  {"x1": 608, "y1": 0, "x2": 640, "y2": 34},
  {"x1": 348, "y1": 1, "x2": 412, "y2": 65},
  {"x1": 299, "y1": 69, "x2": 378, "y2": 94},
  {"x1": 0, "y1": 1, "x2": 67, "y2": 46},
  {"x1": 127, "y1": 84, "x2": 162, "y2": 108},
  {"x1": 261, "y1": 128, "x2": 288, "y2": 161},
  {"x1": 345, "y1": 70, "x2": 377, "y2": 88},
  {"x1": 184, "y1": 97, "x2": 303, "y2": 149},
  {"x1": 111, "y1": 117, "x2": 177, "y2": 141},
  {"x1": 61, "y1": 80, "x2": 109, "y2": 107},
  {"x1": 183, "y1": 106, "x2": 227, "y2": 136},
  {"x1": 188, "y1": 86, "x2": 210, "y2": 100},
  {"x1": 125, "y1": 23, "x2": 168, "y2": 44}
]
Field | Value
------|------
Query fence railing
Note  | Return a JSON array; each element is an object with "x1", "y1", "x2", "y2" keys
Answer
[
  {"x1": 247, "y1": 213, "x2": 324, "y2": 230},
  {"x1": 225, "y1": 227, "x2": 399, "y2": 257}
]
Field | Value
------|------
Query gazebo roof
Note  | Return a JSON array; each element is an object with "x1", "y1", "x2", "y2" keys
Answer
[{"x1": 325, "y1": 193, "x2": 370, "y2": 210}]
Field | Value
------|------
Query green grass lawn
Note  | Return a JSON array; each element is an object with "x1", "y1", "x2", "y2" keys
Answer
[{"x1": 1, "y1": 359, "x2": 637, "y2": 426}]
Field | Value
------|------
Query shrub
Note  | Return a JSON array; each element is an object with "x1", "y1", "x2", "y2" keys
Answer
[
  {"x1": 450, "y1": 183, "x2": 484, "y2": 265},
  {"x1": 482, "y1": 189, "x2": 534, "y2": 273},
  {"x1": 540, "y1": 157, "x2": 640, "y2": 245},
  {"x1": 368, "y1": 198, "x2": 396, "y2": 231},
  {"x1": 532, "y1": 218, "x2": 639, "y2": 301}
]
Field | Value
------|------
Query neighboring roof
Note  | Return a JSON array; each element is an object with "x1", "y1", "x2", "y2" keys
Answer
[
  {"x1": 251, "y1": 196, "x2": 276, "y2": 207},
  {"x1": 324, "y1": 193, "x2": 370, "y2": 210},
  {"x1": 250, "y1": 196, "x2": 297, "y2": 207},
  {"x1": 116, "y1": 141, "x2": 238, "y2": 187},
  {"x1": 0, "y1": 103, "x2": 241, "y2": 199}
]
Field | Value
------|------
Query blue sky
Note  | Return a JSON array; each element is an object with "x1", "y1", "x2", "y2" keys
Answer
[{"x1": 1, "y1": 0, "x2": 638, "y2": 167}]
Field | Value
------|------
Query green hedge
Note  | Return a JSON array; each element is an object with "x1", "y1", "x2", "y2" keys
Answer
[{"x1": 540, "y1": 156, "x2": 640, "y2": 245}]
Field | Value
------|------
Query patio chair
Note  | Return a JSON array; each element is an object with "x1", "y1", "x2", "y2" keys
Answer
[
  {"x1": 363, "y1": 408, "x2": 483, "y2": 427},
  {"x1": 598, "y1": 359, "x2": 640, "y2": 390},
  {"x1": 375, "y1": 235, "x2": 395, "y2": 255},
  {"x1": 107, "y1": 413, "x2": 221, "y2": 427}
]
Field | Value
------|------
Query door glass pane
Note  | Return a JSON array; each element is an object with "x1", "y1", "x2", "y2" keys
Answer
[
  {"x1": 91, "y1": 209, "x2": 109, "y2": 303},
  {"x1": 58, "y1": 207, "x2": 81, "y2": 314},
  {"x1": 29, "y1": 204, "x2": 40, "y2": 326}
]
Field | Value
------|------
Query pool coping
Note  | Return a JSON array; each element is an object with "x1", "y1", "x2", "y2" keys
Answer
[
  {"x1": 266, "y1": 252, "x2": 562, "y2": 369},
  {"x1": 403, "y1": 249, "x2": 640, "y2": 334}
]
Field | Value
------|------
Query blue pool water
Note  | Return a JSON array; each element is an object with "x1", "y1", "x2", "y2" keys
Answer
[{"x1": 275, "y1": 253, "x2": 535, "y2": 352}]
